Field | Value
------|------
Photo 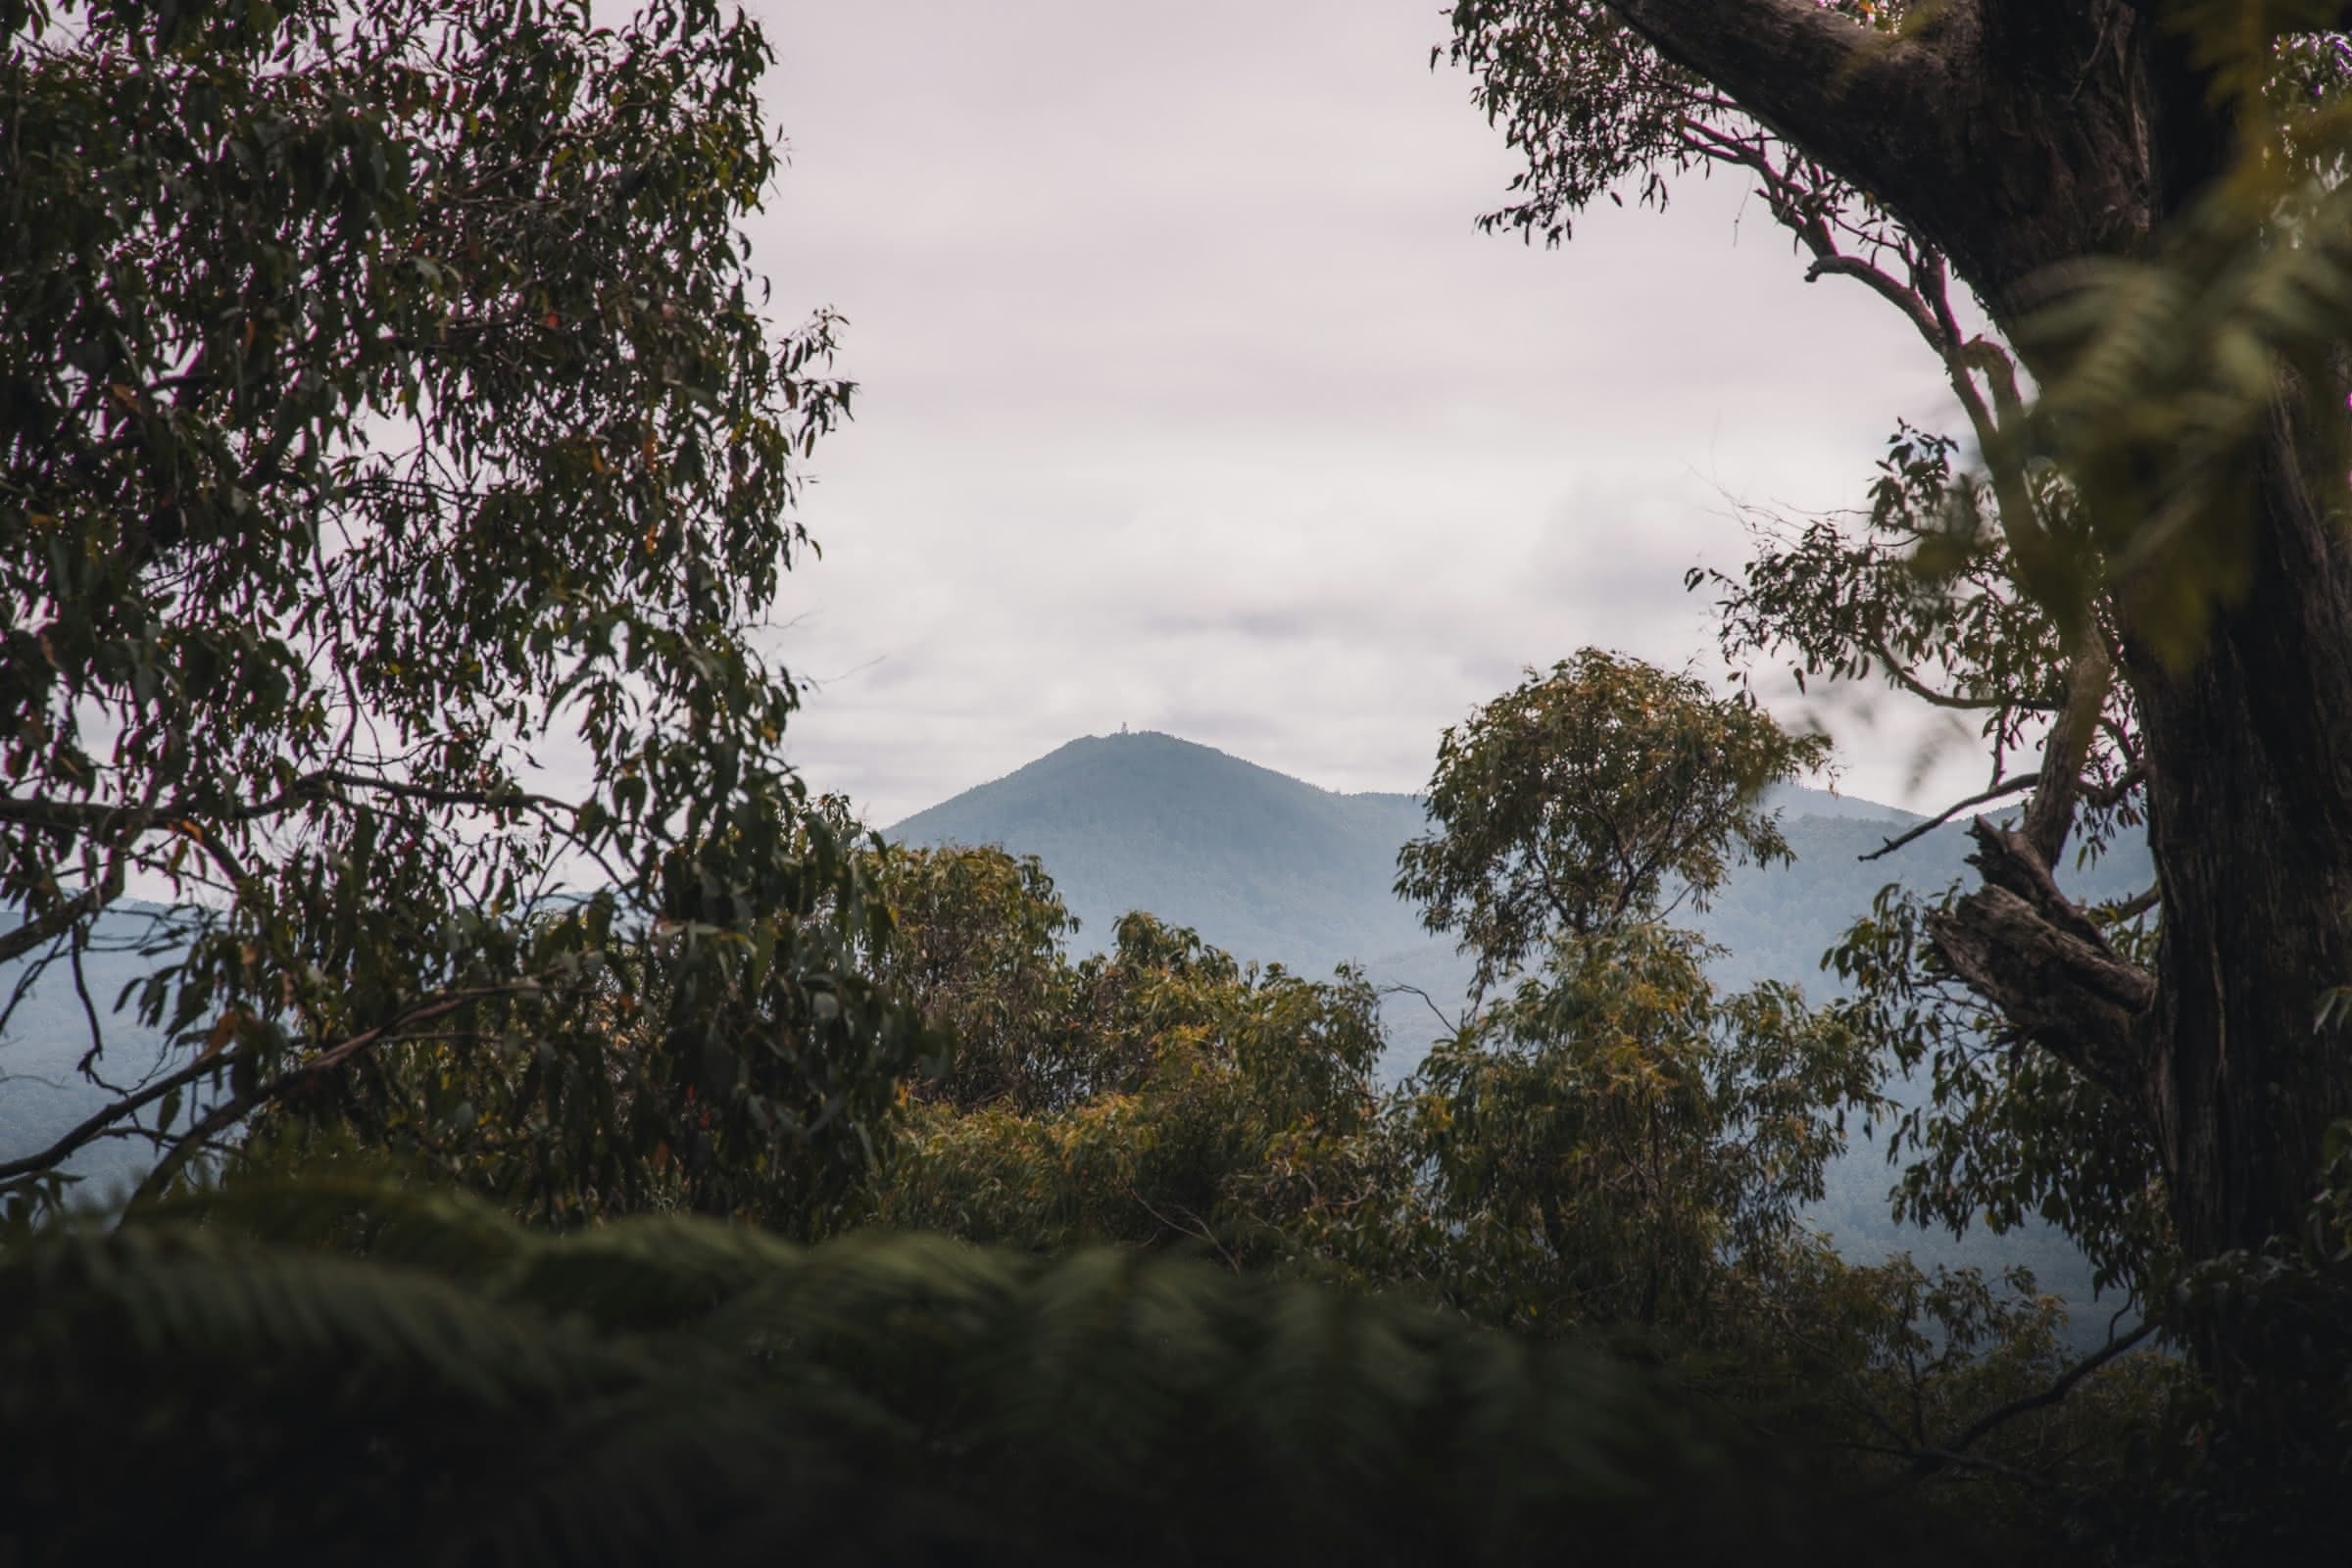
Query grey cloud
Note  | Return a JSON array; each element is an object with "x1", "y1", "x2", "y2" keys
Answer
[{"x1": 742, "y1": 0, "x2": 1994, "y2": 826}]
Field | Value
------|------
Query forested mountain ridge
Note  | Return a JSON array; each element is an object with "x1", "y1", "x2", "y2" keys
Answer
[
  {"x1": 3, "y1": 731, "x2": 2140, "y2": 1245},
  {"x1": 887, "y1": 729, "x2": 2142, "y2": 1058},
  {"x1": 885, "y1": 729, "x2": 2150, "y2": 1317}
]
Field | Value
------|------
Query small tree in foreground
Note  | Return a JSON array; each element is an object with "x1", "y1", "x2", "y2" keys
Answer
[{"x1": 855, "y1": 847, "x2": 1392, "y2": 1266}]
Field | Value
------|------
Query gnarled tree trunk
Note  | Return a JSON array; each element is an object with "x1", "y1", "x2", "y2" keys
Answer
[
  {"x1": 1601, "y1": 0, "x2": 2352, "y2": 1261},
  {"x1": 2129, "y1": 390, "x2": 2352, "y2": 1261}
]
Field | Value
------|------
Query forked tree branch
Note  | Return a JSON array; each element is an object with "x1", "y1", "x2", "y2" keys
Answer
[
  {"x1": 0, "y1": 981, "x2": 549, "y2": 1196},
  {"x1": 1861, "y1": 776, "x2": 2034, "y2": 861},
  {"x1": 1928, "y1": 818, "x2": 2155, "y2": 1100},
  {"x1": 0, "y1": 874, "x2": 123, "y2": 967},
  {"x1": 1608, "y1": 1, "x2": 1968, "y2": 191},
  {"x1": 1905, "y1": 1316, "x2": 2160, "y2": 1482},
  {"x1": 2022, "y1": 632, "x2": 2116, "y2": 866},
  {"x1": 0, "y1": 1046, "x2": 229, "y2": 1185}
]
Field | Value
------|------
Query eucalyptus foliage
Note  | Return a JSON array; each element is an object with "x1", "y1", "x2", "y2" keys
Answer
[
  {"x1": 1691, "y1": 428, "x2": 2168, "y2": 1298},
  {"x1": 0, "y1": 0, "x2": 924, "y2": 1227},
  {"x1": 1397, "y1": 649, "x2": 1830, "y2": 992},
  {"x1": 1403, "y1": 926, "x2": 1878, "y2": 1332},
  {"x1": 863, "y1": 852, "x2": 1391, "y2": 1268}
]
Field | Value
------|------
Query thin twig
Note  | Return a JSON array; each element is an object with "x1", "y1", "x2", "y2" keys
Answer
[
  {"x1": 1905, "y1": 1318, "x2": 2160, "y2": 1483},
  {"x1": 1861, "y1": 777, "x2": 2034, "y2": 861},
  {"x1": 1379, "y1": 982, "x2": 1464, "y2": 1038},
  {"x1": 298, "y1": 982, "x2": 545, "y2": 1076},
  {"x1": 127, "y1": 1086, "x2": 253, "y2": 1206},
  {"x1": 0, "y1": 980, "x2": 544, "y2": 1188},
  {"x1": 0, "y1": 874, "x2": 124, "y2": 966},
  {"x1": 0, "y1": 1049, "x2": 227, "y2": 1183}
]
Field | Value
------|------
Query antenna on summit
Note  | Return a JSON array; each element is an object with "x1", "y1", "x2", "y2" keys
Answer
[{"x1": 1120, "y1": 721, "x2": 1128, "y2": 735}]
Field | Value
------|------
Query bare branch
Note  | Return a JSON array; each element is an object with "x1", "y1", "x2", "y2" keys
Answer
[
  {"x1": 0, "y1": 1049, "x2": 227, "y2": 1185},
  {"x1": 1867, "y1": 629, "x2": 2051, "y2": 713},
  {"x1": 1381, "y1": 982, "x2": 1466, "y2": 1038},
  {"x1": 0, "y1": 981, "x2": 545, "y2": 1191},
  {"x1": 126, "y1": 1086, "x2": 254, "y2": 1207},
  {"x1": 2022, "y1": 633, "x2": 2115, "y2": 866},
  {"x1": 1805, "y1": 253, "x2": 1948, "y2": 347},
  {"x1": 1908, "y1": 1317, "x2": 2161, "y2": 1482},
  {"x1": 0, "y1": 796, "x2": 159, "y2": 834},
  {"x1": 0, "y1": 873, "x2": 122, "y2": 967},
  {"x1": 1861, "y1": 776, "x2": 2034, "y2": 862},
  {"x1": 222, "y1": 767, "x2": 575, "y2": 823},
  {"x1": 3, "y1": 771, "x2": 577, "y2": 838}
]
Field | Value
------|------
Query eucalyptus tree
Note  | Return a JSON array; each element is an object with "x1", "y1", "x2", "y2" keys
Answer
[
  {"x1": 1447, "y1": 0, "x2": 2352, "y2": 1271},
  {"x1": 1393, "y1": 652, "x2": 1875, "y2": 1332},
  {"x1": 1396, "y1": 649, "x2": 1830, "y2": 989},
  {"x1": 0, "y1": 0, "x2": 924, "y2": 1227}
]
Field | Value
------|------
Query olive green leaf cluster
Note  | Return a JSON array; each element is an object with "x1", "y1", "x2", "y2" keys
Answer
[
  {"x1": 1402, "y1": 928, "x2": 1879, "y2": 1334},
  {"x1": 0, "y1": 0, "x2": 926, "y2": 1229},
  {"x1": 1387, "y1": 653, "x2": 1872, "y2": 1334},
  {"x1": 1824, "y1": 880, "x2": 2171, "y2": 1301},
  {"x1": 1396, "y1": 649, "x2": 1832, "y2": 991},
  {"x1": 861, "y1": 849, "x2": 1391, "y2": 1269},
  {"x1": 1, "y1": 1172, "x2": 1942, "y2": 1567},
  {"x1": 234, "y1": 804, "x2": 925, "y2": 1237},
  {"x1": 863, "y1": 842, "x2": 1094, "y2": 1115}
]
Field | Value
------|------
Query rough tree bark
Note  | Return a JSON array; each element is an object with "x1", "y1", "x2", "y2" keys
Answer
[{"x1": 1599, "y1": 0, "x2": 2352, "y2": 1262}]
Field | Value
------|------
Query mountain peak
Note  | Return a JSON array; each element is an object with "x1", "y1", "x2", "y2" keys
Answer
[{"x1": 887, "y1": 732, "x2": 1433, "y2": 969}]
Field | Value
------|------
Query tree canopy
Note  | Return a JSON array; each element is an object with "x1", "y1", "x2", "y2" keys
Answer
[{"x1": 1396, "y1": 649, "x2": 1829, "y2": 989}]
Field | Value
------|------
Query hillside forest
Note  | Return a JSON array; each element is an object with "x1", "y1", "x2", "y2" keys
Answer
[{"x1": 7, "y1": 2, "x2": 2352, "y2": 1562}]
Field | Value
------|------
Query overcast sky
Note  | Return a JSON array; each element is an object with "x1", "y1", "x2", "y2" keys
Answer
[{"x1": 739, "y1": 0, "x2": 1984, "y2": 825}]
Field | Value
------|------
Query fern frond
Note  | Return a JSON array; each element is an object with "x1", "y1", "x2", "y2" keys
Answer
[{"x1": 0, "y1": 1176, "x2": 1970, "y2": 1565}]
